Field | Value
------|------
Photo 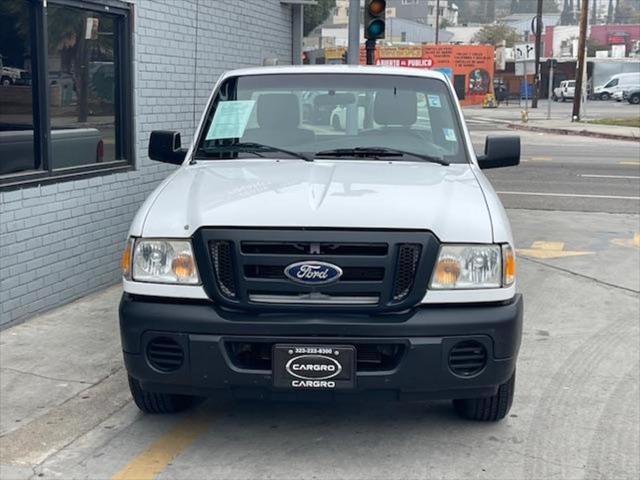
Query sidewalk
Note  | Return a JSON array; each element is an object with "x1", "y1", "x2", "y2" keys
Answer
[
  {"x1": 0, "y1": 285, "x2": 128, "y2": 474},
  {"x1": 463, "y1": 101, "x2": 640, "y2": 142},
  {"x1": 508, "y1": 118, "x2": 640, "y2": 142}
]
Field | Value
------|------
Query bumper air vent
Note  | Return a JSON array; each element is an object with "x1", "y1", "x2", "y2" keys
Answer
[
  {"x1": 146, "y1": 337, "x2": 184, "y2": 373},
  {"x1": 448, "y1": 340, "x2": 487, "y2": 377}
]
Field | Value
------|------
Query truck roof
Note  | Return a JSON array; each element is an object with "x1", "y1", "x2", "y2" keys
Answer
[{"x1": 221, "y1": 64, "x2": 449, "y2": 82}]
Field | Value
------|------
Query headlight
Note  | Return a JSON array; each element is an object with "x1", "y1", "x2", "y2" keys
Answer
[
  {"x1": 430, "y1": 244, "x2": 514, "y2": 289},
  {"x1": 129, "y1": 238, "x2": 200, "y2": 284}
]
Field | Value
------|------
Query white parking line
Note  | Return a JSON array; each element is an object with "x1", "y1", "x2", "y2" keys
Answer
[
  {"x1": 578, "y1": 174, "x2": 640, "y2": 179},
  {"x1": 496, "y1": 191, "x2": 640, "y2": 200}
]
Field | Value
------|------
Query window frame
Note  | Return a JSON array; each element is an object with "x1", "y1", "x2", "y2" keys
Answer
[{"x1": 0, "y1": 0, "x2": 134, "y2": 191}]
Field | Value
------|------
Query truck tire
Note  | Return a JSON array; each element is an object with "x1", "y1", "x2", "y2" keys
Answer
[
  {"x1": 629, "y1": 94, "x2": 640, "y2": 105},
  {"x1": 1, "y1": 76, "x2": 12, "y2": 86},
  {"x1": 452, "y1": 371, "x2": 515, "y2": 421},
  {"x1": 599, "y1": 92, "x2": 610, "y2": 101},
  {"x1": 128, "y1": 375, "x2": 197, "y2": 414}
]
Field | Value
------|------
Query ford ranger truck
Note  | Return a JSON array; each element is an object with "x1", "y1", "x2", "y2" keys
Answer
[{"x1": 119, "y1": 65, "x2": 523, "y2": 421}]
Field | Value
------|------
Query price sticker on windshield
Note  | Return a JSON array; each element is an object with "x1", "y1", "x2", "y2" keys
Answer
[
  {"x1": 206, "y1": 100, "x2": 256, "y2": 140},
  {"x1": 428, "y1": 94, "x2": 442, "y2": 108},
  {"x1": 443, "y1": 128, "x2": 457, "y2": 142}
]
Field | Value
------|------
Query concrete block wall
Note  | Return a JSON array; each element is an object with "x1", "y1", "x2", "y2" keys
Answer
[{"x1": 0, "y1": 0, "x2": 292, "y2": 326}]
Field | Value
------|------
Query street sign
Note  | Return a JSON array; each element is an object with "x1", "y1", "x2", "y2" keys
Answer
[
  {"x1": 515, "y1": 61, "x2": 535, "y2": 76},
  {"x1": 515, "y1": 43, "x2": 535, "y2": 62}
]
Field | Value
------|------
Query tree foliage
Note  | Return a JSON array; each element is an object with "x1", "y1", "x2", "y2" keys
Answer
[
  {"x1": 304, "y1": 0, "x2": 336, "y2": 36},
  {"x1": 473, "y1": 22, "x2": 522, "y2": 47}
]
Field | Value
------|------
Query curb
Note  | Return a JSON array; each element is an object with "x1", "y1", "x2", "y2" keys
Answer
[{"x1": 506, "y1": 123, "x2": 640, "y2": 142}]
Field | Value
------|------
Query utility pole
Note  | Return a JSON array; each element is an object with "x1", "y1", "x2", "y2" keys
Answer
[
  {"x1": 347, "y1": 0, "x2": 360, "y2": 65},
  {"x1": 572, "y1": 0, "x2": 589, "y2": 121},
  {"x1": 532, "y1": 0, "x2": 543, "y2": 108},
  {"x1": 435, "y1": 0, "x2": 441, "y2": 44}
]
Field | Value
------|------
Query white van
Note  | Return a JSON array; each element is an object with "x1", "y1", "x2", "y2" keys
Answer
[{"x1": 594, "y1": 72, "x2": 640, "y2": 100}]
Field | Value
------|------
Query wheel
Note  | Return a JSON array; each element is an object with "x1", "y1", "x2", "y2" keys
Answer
[
  {"x1": 552, "y1": 94, "x2": 558, "y2": 102},
  {"x1": 599, "y1": 92, "x2": 610, "y2": 101},
  {"x1": 629, "y1": 94, "x2": 640, "y2": 105},
  {"x1": 331, "y1": 115, "x2": 342, "y2": 131},
  {"x1": 453, "y1": 371, "x2": 515, "y2": 422},
  {"x1": 1, "y1": 76, "x2": 12, "y2": 86},
  {"x1": 128, "y1": 375, "x2": 197, "y2": 414},
  {"x1": 561, "y1": 95, "x2": 566, "y2": 102}
]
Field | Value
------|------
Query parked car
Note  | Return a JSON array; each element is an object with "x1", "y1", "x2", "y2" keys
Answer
[
  {"x1": 593, "y1": 72, "x2": 640, "y2": 101},
  {"x1": 301, "y1": 91, "x2": 335, "y2": 125},
  {"x1": 119, "y1": 65, "x2": 523, "y2": 422},
  {"x1": 0, "y1": 57, "x2": 26, "y2": 86},
  {"x1": 0, "y1": 125, "x2": 103, "y2": 174},
  {"x1": 553, "y1": 80, "x2": 575, "y2": 102},
  {"x1": 624, "y1": 87, "x2": 640, "y2": 105}
]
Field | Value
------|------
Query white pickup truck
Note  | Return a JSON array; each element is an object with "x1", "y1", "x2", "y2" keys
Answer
[
  {"x1": 553, "y1": 80, "x2": 575, "y2": 102},
  {"x1": 119, "y1": 66, "x2": 523, "y2": 421},
  {"x1": 0, "y1": 58, "x2": 25, "y2": 86}
]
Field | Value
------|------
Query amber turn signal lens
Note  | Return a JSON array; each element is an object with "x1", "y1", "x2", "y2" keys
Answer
[
  {"x1": 121, "y1": 240, "x2": 133, "y2": 280},
  {"x1": 433, "y1": 257, "x2": 461, "y2": 287},
  {"x1": 172, "y1": 254, "x2": 196, "y2": 279},
  {"x1": 503, "y1": 245, "x2": 516, "y2": 286}
]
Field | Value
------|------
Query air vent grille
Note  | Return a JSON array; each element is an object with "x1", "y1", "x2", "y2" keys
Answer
[
  {"x1": 449, "y1": 340, "x2": 487, "y2": 377},
  {"x1": 146, "y1": 337, "x2": 184, "y2": 373},
  {"x1": 210, "y1": 240, "x2": 237, "y2": 299},
  {"x1": 392, "y1": 244, "x2": 422, "y2": 301}
]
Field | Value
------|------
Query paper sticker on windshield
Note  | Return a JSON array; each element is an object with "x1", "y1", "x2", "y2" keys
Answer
[
  {"x1": 443, "y1": 128, "x2": 457, "y2": 142},
  {"x1": 206, "y1": 100, "x2": 256, "y2": 140},
  {"x1": 427, "y1": 94, "x2": 442, "y2": 108}
]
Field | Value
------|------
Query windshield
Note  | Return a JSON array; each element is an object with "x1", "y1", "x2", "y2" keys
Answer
[{"x1": 195, "y1": 73, "x2": 468, "y2": 164}]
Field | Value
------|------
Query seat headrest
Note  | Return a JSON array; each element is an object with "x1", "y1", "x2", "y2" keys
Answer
[
  {"x1": 373, "y1": 90, "x2": 418, "y2": 126},
  {"x1": 256, "y1": 93, "x2": 300, "y2": 129}
]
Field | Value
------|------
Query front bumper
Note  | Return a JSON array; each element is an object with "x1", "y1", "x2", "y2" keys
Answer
[{"x1": 120, "y1": 293, "x2": 523, "y2": 400}]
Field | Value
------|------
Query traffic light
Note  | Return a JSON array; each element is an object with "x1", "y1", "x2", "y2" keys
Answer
[{"x1": 364, "y1": 0, "x2": 386, "y2": 40}]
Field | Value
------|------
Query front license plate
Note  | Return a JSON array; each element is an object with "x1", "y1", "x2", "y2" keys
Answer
[{"x1": 272, "y1": 344, "x2": 355, "y2": 390}]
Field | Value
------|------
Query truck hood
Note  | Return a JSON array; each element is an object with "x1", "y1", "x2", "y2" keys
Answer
[{"x1": 141, "y1": 159, "x2": 493, "y2": 243}]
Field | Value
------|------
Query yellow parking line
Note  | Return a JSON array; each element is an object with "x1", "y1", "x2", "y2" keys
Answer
[
  {"x1": 529, "y1": 156, "x2": 553, "y2": 161},
  {"x1": 111, "y1": 412, "x2": 210, "y2": 480},
  {"x1": 619, "y1": 161, "x2": 640, "y2": 166}
]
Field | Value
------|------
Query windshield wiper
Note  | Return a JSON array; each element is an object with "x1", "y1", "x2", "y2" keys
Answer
[
  {"x1": 197, "y1": 142, "x2": 313, "y2": 162},
  {"x1": 315, "y1": 147, "x2": 449, "y2": 166}
]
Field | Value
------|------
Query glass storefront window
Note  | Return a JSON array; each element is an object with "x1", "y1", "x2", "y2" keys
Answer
[
  {"x1": 0, "y1": 0, "x2": 37, "y2": 175},
  {"x1": 48, "y1": 4, "x2": 117, "y2": 168},
  {"x1": 0, "y1": 0, "x2": 132, "y2": 188}
]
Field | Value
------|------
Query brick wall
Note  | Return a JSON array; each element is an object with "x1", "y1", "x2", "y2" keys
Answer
[{"x1": 0, "y1": 0, "x2": 292, "y2": 326}]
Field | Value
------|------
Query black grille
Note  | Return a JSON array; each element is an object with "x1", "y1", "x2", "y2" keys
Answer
[
  {"x1": 146, "y1": 337, "x2": 184, "y2": 373},
  {"x1": 392, "y1": 244, "x2": 422, "y2": 301},
  {"x1": 225, "y1": 341, "x2": 404, "y2": 372},
  {"x1": 210, "y1": 240, "x2": 237, "y2": 299},
  {"x1": 244, "y1": 265, "x2": 385, "y2": 281},
  {"x1": 196, "y1": 229, "x2": 438, "y2": 312},
  {"x1": 241, "y1": 242, "x2": 388, "y2": 256},
  {"x1": 448, "y1": 341, "x2": 487, "y2": 377}
]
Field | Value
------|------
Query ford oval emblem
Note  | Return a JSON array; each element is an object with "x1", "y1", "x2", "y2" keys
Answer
[
  {"x1": 284, "y1": 261, "x2": 343, "y2": 285},
  {"x1": 285, "y1": 354, "x2": 343, "y2": 380}
]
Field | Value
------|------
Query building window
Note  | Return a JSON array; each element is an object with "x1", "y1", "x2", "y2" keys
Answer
[
  {"x1": 0, "y1": 0, "x2": 132, "y2": 189},
  {"x1": 0, "y1": 0, "x2": 37, "y2": 175}
]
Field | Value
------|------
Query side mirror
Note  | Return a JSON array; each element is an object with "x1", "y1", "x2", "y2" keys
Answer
[
  {"x1": 477, "y1": 135, "x2": 520, "y2": 169},
  {"x1": 148, "y1": 131, "x2": 187, "y2": 165}
]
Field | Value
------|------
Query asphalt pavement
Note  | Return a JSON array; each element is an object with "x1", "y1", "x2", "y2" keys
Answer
[
  {"x1": 468, "y1": 121, "x2": 640, "y2": 214},
  {"x1": 1, "y1": 123, "x2": 639, "y2": 480}
]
